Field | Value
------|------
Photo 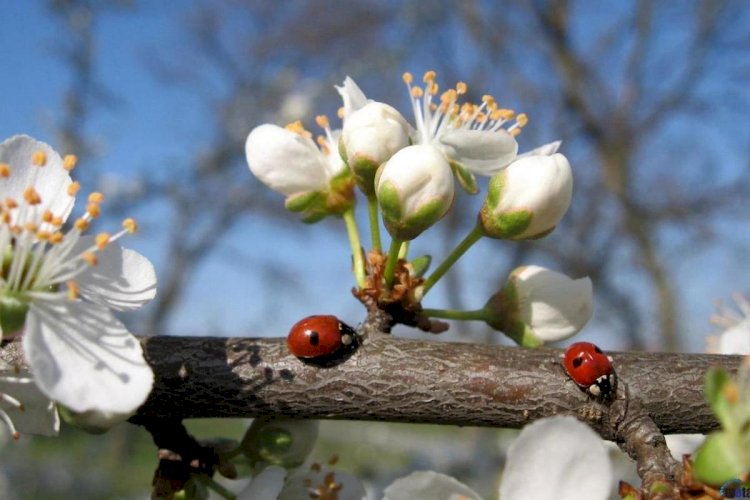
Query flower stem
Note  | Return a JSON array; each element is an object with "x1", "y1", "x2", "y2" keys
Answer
[
  {"x1": 383, "y1": 238, "x2": 403, "y2": 289},
  {"x1": 367, "y1": 195, "x2": 382, "y2": 252},
  {"x1": 421, "y1": 307, "x2": 488, "y2": 322},
  {"x1": 342, "y1": 208, "x2": 366, "y2": 289},
  {"x1": 398, "y1": 240, "x2": 410, "y2": 260},
  {"x1": 421, "y1": 224, "x2": 484, "y2": 297}
]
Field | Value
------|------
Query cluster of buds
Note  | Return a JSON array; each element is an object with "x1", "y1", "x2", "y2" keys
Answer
[{"x1": 245, "y1": 71, "x2": 593, "y2": 345}]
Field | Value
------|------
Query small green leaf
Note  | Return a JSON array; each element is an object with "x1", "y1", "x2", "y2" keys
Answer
[
  {"x1": 705, "y1": 368, "x2": 734, "y2": 430},
  {"x1": 284, "y1": 190, "x2": 325, "y2": 213},
  {"x1": 409, "y1": 255, "x2": 432, "y2": 278},
  {"x1": 693, "y1": 432, "x2": 750, "y2": 486}
]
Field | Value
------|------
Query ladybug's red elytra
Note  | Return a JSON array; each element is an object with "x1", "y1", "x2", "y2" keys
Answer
[
  {"x1": 287, "y1": 315, "x2": 358, "y2": 364},
  {"x1": 563, "y1": 341, "x2": 616, "y2": 398}
]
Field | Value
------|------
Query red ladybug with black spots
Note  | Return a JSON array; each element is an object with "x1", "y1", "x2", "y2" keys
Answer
[
  {"x1": 563, "y1": 342, "x2": 616, "y2": 398},
  {"x1": 287, "y1": 315, "x2": 358, "y2": 365}
]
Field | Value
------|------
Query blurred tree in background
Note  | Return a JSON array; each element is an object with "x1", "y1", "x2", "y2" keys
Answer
[{"x1": 0, "y1": 0, "x2": 748, "y2": 498}]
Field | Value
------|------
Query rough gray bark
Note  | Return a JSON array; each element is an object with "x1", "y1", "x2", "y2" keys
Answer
[{"x1": 124, "y1": 334, "x2": 735, "y2": 434}]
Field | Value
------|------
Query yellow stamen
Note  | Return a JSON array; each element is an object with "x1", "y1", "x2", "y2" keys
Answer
[
  {"x1": 428, "y1": 82, "x2": 439, "y2": 95},
  {"x1": 24, "y1": 222, "x2": 38, "y2": 233},
  {"x1": 122, "y1": 218, "x2": 138, "y2": 234},
  {"x1": 74, "y1": 218, "x2": 90, "y2": 231},
  {"x1": 67, "y1": 281, "x2": 79, "y2": 300},
  {"x1": 36, "y1": 231, "x2": 50, "y2": 242},
  {"x1": 402, "y1": 72, "x2": 413, "y2": 84},
  {"x1": 423, "y1": 70, "x2": 436, "y2": 83},
  {"x1": 42, "y1": 210, "x2": 54, "y2": 223},
  {"x1": 516, "y1": 113, "x2": 528, "y2": 127},
  {"x1": 510, "y1": 128, "x2": 522, "y2": 137},
  {"x1": 337, "y1": 106, "x2": 345, "y2": 119},
  {"x1": 32, "y1": 150, "x2": 47, "y2": 167},
  {"x1": 67, "y1": 182, "x2": 81, "y2": 197},
  {"x1": 0, "y1": 163, "x2": 10, "y2": 177},
  {"x1": 497, "y1": 108, "x2": 516, "y2": 120},
  {"x1": 63, "y1": 154, "x2": 78, "y2": 171},
  {"x1": 284, "y1": 120, "x2": 312, "y2": 139},
  {"x1": 49, "y1": 232, "x2": 64, "y2": 244},
  {"x1": 456, "y1": 82, "x2": 467, "y2": 95},
  {"x1": 411, "y1": 87, "x2": 423, "y2": 98},
  {"x1": 23, "y1": 187, "x2": 41, "y2": 205},
  {"x1": 51, "y1": 216, "x2": 63, "y2": 227},
  {"x1": 87, "y1": 203, "x2": 101, "y2": 218},
  {"x1": 316, "y1": 136, "x2": 330, "y2": 155},
  {"x1": 95, "y1": 232, "x2": 110, "y2": 249},
  {"x1": 5, "y1": 198, "x2": 18, "y2": 210},
  {"x1": 82, "y1": 252, "x2": 98, "y2": 266},
  {"x1": 88, "y1": 192, "x2": 105, "y2": 204},
  {"x1": 315, "y1": 115, "x2": 329, "y2": 129},
  {"x1": 1, "y1": 213, "x2": 10, "y2": 224}
]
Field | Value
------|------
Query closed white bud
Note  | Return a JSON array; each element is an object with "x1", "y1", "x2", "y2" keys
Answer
[
  {"x1": 376, "y1": 144, "x2": 454, "y2": 240},
  {"x1": 479, "y1": 153, "x2": 573, "y2": 240}
]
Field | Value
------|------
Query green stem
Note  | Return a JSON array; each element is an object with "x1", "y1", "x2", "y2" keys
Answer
[
  {"x1": 398, "y1": 240, "x2": 410, "y2": 260},
  {"x1": 383, "y1": 238, "x2": 403, "y2": 289},
  {"x1": 367, "y1": 195, "x2": 382, "y2": 252},
  {"x1": 421, "y1": 307, "x2": 488, "y2": 322},
  {"x1": 342, "y1": 209, "x2": 366, "y2": 289},
  {"x1": 421, "y1": 224, "x2": 484, "y2": 297}
]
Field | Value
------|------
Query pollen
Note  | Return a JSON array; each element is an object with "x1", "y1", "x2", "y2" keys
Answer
[
  {"x1": 516, "y1": 113, "x2": 529, "y2": 127},
  {"x1": 42, "y1": 210, "x2": 54, "y2": 223},
  {"x1": 63, "y1": 154, "x2": 78, "y2": 171},
  {"x1": 95, "y1": 232, "x2": 111, "y2": 249},
  {"x1": 82, "y1": 252, "x2": 98, "y2": 266},
  {"x1": 49, "y1": 232, "x2": 64, "y2": 244},
  {"x1": 455, "y1": 82, "x2": 467, "y2": 95},
  {"x1": 0, "y1": 163, "x2": 10, "y2": 177},
  {"x1": 23, "y1": 187, "x2": 42, "y2": 205},
  {"x1": 122, "y1": 218, "x2": 138, "y2": 234},
  {"x1": 67, "y1": 281, "x2": 79, "y2": 300},
  {"x1": 31, "y1": 150, "x2": 47, "y2": 167},
  {"x1": 36, "y1": 231, "x2": 51, "y2": 242},
  {"x1": 67, "y1": 182, "x2": 81, "y2": 196},
  {"x1": 315, "y1": 115, "x2": 330, "y2": 129},
  {"x1": 86, "y1": 203, "x2": 101, "y2": 218},
  {"x1": 74, "y1": 218, "x2": 90, "y2": 231},
  {"x1": 337, "y1": 106, "x2": 345, "y2": 119},
  {"x1": 5, "y1": 198, "x2": 18, "y2": 210},
  {"x1": 402, "y1": 72, "x2": 413, "y2": 84},
  {"x1": 51, "y1": 216, "x2": 63, "y2": 227},
  {"x1": 423, "y1": 70, "x2": 437, "y2": 83},
  {"x1": 284, "y1": 120, "x2": 312, "y2": 140},
  {"x1": 88, "y1": 192, "x2": 105, "y2": 204},
  {"x1": 316, "y1": 135, "x2": 330, "y2": 155},
  {"x1": 24, "y1": 222, "x2": 38, "y2": 233}
]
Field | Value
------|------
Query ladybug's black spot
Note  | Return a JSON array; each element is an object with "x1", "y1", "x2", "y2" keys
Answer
[
  {"x1": 308, "y1": 330, "x2": 320, "y2": 346},
  {"x1": 594, "y1": 345, "x2": 603, "y2": 354},
  {"x1": 572, "y1": 356, "x2": 583, "y2": 368}
]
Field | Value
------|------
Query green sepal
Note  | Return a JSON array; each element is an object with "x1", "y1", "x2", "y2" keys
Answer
[
  {"x1": 409, "y1": 255, "x2": 432, "y2": 278},
  {"x1": 350, "y1": 155, "x2": 380, "y2": 196},
  {"x1": 478, "y1": 206, "x2": 533, "y2": 240},
  {"x1": 0, "y1": 293, "x2": 29, "y2": 338},
  {"x1": 705, "y1": 368, "x2": 734, "y2": 430},
  {"x1": 692, "y1": 431, "x2": 750, "y2": 486},
  {"x1": 284, "y1": 190, "x2": 326, "y2": 213},
  {"x1": 450, "y1": 161, "x2": 479, "y2": 194}
]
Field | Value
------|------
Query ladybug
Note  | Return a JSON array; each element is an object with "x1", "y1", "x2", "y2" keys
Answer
[
  {"x1": 563, "y1": 342, "x2": 616, "y2": 398},
  {"x1": 287, "y1": 315, "x2": 358, "y2": 365}
]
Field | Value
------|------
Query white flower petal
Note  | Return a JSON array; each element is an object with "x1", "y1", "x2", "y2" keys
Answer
[
  {"x1": 335, "y1": 76, "x2": 369, "y2": 116},
  {"x1": 23, "y1": 300, "x2": 153, "y2": 414},
  {"x1": 437, "y1": 128, "x2": 518, "y2": 176},
  {"x1": 72, "y1": 237, "x2": 157, "y2": 311},
  {"x1": 237, "y1": 465, "x2": 287, "y2": 500},
  {"x1": 342, "y1": 101, "x2": 411, "y2": 167},
  {"x1": 517, "y1": 140, "x2": 562, "y2": 159},
  {"x1": 0, "y1": 366, "x2": 59, "y2": 437},
  {"x1": 0, "y1": 135, "x2": 75, "y2": 225},
  {"x1": 245, "y1": 124, "x2": 330, "y2": 196},
  {"x1": 665, "y1": 434, "x2": 704, "y2": 461},
  {"x1": 513, "y1": 265, "x2": 593, "y2": 342},
  {"x1": 500, "y1": 416, "x2": 612, "y2": 500},
  {"x1": 384, "y1": 470, "x2": 482, "y2": 500},
  {"x1": 717, "y1": 319, "x2": 750, "y2": 354}
]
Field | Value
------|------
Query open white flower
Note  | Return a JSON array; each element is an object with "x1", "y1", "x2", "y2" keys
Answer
[
  {"x1": 383, "y1": 470, "x2": 482, "y2": 500},
  {"x1": 500, "y1": 416, "x2": 612, "y2": 499},
  {"x1": 402, "y1": 71, "x2": 522, "y2": 180},
  {"x1": 484, "y1": 265, "x2": 593, "y2": 346},
  {"x1": 0, "y1": 135, "x2": 156, "y2": 425},
  {"x1": 708, "y1": 294, "x2": 750, "y2": 355}
]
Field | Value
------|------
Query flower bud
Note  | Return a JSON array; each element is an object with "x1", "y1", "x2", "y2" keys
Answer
[
  {"x1": 341, "y1": 102, "x2": 411, "y2": 194},
  {"x1": 479, "y1": 153, "x2": 572, "y2": 240},
  {"x1": 376, "y1": 144, "x2": 454, "y2": 240},
  {"x1": 484, "y1": 265, "x2": 593, "y2": 346},
  {"x1": 240, "y1": 417, "x2": 319, "y2": 468}
]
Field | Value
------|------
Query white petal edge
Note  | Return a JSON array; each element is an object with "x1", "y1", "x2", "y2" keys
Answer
[
  {"x1": 72, "y1": 237, "x2": 157, "y2": 310},
  {"x1": 384, "y1": 470, "x2": 482, "y2": 500},
  {"x1": 437, "y1": 129, "x2": 518, "y2": 176},
  {"x1": 23, "y1": 300, "x2": 153, "y2": 414},
  {"x1": 237, "y1": 465, "x2": 287, "y2": 500},
  {"x1": 0, "y1": 367, "x2": 59, "y2": 436},
  {"x1": 336, "y1": 76, "x2": 369, "y2": 116},
  {"x1": 499, "y1": 416, "x2": 612, "y2": 500},
  {"x1": 516, "y1": 140, "x2": 562, "y2": 159},
  {"x1": 0, "y1": 135, "x2": 75, "y2": 227}
]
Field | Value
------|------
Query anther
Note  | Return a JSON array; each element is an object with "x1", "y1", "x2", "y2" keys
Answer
[
  {"x1": 24, "y1": 222, "x2": 38, "y2": 233},
  {"x1": 122, "y1": 218, "x2": 138, "y2": 234},
  {"x1": 86, "y1": 203, "x2": 101, "y2": 218},
  {"x1": 82, "y1": 252, "x2": 98, "y2": 266},
  {"x1": 42, "y1": 210, "x2": 54, "y2": 223},
  {"x1": 63, "y1": 154, "x2": 78, "y2": 171},
  {"x1": 315, "y1": 115, "x2": 329, "y2": 129},
  {"x1": 67, "y1": 182, "x2": 81, "y2": 197},
  {"x1": 95, "y1": 232, "x2": 111, "y2": 250},
  {"x1": 516, "y1": 113, "x2": 528, "y2": 127},
  {"x1": 456, "y1": 82, "x2": 467, "y2": 94},
  {"x1": 284, "y1": 120, "x2": 312, "y2": 139},
  {"x1": 49, "y1": 232, "x2": 64, "y2": 244},
  {"x1": 31, "y1": 150, "x2": 47, "y2": 167},
  {"x1": 5, "y1": 198, "x2": 18, "y2": 210},
  {"x1": 23, "y1": 187, "x2": 42, "y2": 205},
  {"x1": 0, "y1": 163, "x2": 9, "y2": 177},
  {"x1": 51, "y1": 216, "x2": 63, "y2": 227},
  {"x1": 88, "y1": 192, "x2": 105, "y2": 204},
  {"x1": 337, "y1": 107, "x2": 345, "y2": 119},
  {"x1": 74, "y1": 218, "x2": 90, "y2": 231},
  {"x1": 423, "y1": 70, "x2": 436, "y2": 83},
  {"x1": 402, "y1": 72, "x2": 413, "y2": 84},
  {"x1": 67, "y1": 281, "x2": 79, "y2": 300}
]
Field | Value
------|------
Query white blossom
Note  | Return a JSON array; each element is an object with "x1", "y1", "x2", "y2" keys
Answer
[{"x1": 383, "y1": 470, "x2": 482, "y2": 500}]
